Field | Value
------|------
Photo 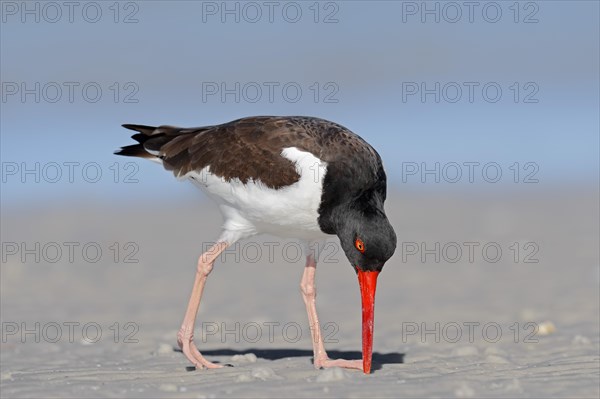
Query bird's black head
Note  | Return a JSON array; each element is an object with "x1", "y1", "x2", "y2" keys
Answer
[{"x1": 335, "y1": 204, "x2": 397, "y2": 273}]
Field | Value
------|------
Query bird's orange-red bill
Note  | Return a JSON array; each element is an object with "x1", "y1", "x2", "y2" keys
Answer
[{"x1": 357, "y1": 270, "x2": 379, "y2": 374}]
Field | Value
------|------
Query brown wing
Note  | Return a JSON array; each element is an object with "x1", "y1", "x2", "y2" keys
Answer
[{"x1": 161, "y1": 117, "x2": 306, "y2": 188}]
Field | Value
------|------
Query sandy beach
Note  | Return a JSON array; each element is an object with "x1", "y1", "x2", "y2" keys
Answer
[{"x1": 1, "y1": 188, "x2": 598, "y2": 398}]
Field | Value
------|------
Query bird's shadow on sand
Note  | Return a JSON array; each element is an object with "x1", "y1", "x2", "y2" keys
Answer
[{"x1": 179, "y1": 348, "x2": 404, "y2": 372}]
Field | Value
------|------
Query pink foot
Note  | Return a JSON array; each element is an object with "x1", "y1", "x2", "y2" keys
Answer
[
  {"x1": 177, "y1": 330, "x2": 223, "y2": 370},
  {"x1": 314, "y1": 357, "x2": 363, "y2": 371}
]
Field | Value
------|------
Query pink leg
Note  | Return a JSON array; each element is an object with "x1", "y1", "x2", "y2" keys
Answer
[
  {"x1": 177, "y1": 242, "x2": 229, "y2": 369},
  {"x1": 300, "y1": 255, "x2": 363, "y2": 371}
]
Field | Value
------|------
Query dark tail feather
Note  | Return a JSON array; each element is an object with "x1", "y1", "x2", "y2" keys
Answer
[
  {"x1": 114, "y1": 144, "x2": 154, "y2": 158},
  {"x1": 115, "y1": 123, "x2": 201, "y2": 159},
  {"x1": 122, "y1": 124, "x2": 157, "y2": 136},
  {"x1": 115, "y1": 124, "x2": 158, "y2": 158}
]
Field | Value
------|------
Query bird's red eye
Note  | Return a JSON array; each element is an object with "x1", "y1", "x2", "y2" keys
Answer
[{"x1": 355, "y1": 238, "x2": 365, "y2": 253}]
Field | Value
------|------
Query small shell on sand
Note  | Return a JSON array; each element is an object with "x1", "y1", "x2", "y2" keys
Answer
[
  {"x1": 231, "y1": 353, "x2": 258, "y2": 363},
  {"x1": 452, "y1": 346, "x2": 479, "y2": 357},
  {"x1": 157, "y1": 343, "x2": 174, "y2": 355},
  {"x1": 158, "y1": 383, "x2": 178, "y2": 392},
  {"x1": 572, "y1": 335, "x2": 591, "y2": 345},
  {"x1": 485, "y1": 355, "x2": 511, "y2": 364},
  {"x1": 316, "y1": 367, "x2": 348, "y2": 382},
  {"x1": 537, "y1": 321, "x2": 556, "y2": 336},
  {"x1": 236, "y1": 367, "x2": 282, "y2": 382},
  {"x1": 454, "y1": 382, "x2": 475, "y2": 398}
]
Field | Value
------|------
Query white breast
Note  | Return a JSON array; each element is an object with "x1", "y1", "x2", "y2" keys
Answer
[{"x1": 184, "y1": 147, "x2": 330, "y2": 244}]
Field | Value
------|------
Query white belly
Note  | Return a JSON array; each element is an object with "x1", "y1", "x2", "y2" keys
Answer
[{"x1": 184, "y1": 147, "x2": 330, "y2": 243}]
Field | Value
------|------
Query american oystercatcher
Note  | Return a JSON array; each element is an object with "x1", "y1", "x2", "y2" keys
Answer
[{"x1": 115, "y1": 116, "x2": 397, "y2": 374}]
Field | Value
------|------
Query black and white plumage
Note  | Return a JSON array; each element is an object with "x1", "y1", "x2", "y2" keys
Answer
[{"x1": 116, "y1": 115, "x2": 397, "y2": 374}]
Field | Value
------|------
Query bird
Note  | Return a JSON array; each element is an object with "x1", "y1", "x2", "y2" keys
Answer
[{"x1": 115, "y1": 116, "x2": 397, "y2": 374}]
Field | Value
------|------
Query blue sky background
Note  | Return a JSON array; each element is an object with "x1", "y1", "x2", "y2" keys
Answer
[{"x1": 1, "y1": 1, "x2": 598, "y2": 206}]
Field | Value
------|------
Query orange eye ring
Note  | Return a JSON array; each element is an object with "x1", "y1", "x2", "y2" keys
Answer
[{"x1": 355, "y1": 238, "x2": 365, "y2": 253}]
